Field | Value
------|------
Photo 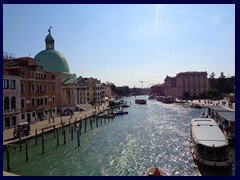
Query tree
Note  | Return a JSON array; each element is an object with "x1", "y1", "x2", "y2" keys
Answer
[
  {"x1": 218, "y1": 72, "x2": 227, "y2": 93},
  {"x1": 209, "y1": 72, "x2": 216, "y2": 90}
]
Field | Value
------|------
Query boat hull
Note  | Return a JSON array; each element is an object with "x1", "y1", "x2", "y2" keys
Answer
[{"x1": 145, "y1": 167, "x2": 165, "y2": 176}]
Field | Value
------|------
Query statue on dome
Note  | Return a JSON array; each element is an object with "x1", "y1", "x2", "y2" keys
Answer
[{"x1": 48, "y1": 26, "x2": 53, "y2": 34}]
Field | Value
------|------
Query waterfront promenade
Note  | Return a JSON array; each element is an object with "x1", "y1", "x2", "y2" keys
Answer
[
  {"x1": 189, "y1": 99, "x2": 235, "y2": 111},
  {"x1": 3, "y1": 102, "x2": 109, "y2": 144}
]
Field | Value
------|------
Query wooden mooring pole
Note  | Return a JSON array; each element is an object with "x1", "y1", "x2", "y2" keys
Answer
[
  {"x1": 56, "y1": 128, "x2": 59, "y2": 147},
  {"x1": 19, "y1": 135, "x2": 22, "y2": 151},
  {"x1": 6, "y1": 146, "x2": 10, "y2": 172},
  {"x1": 71, "y1": 125, "x2": 73, "y2": 140},
  {"x1": 77, "y1": 129, "x2": 80, "y2": 147},
  {"x1": 79, "y1": 123, "x2": 81, "y2": 136},
  {"x1": 85, "y1": 119, "x2": 87, "y2": 133},
  {"x1": 42, "y1": 129, "x2": 44, "y2": 154},
  {"x1": 35, "y1": 129, "x2": 37, "y2": 145},
  {"x1": 53, "y1": 125, "x2": 56, "y2": 138},
  {"x1": 26, "y1": 141, "x2": 29, "y2": 162},
  {"x1": 90, "y1": 118, "x2": 93, "y2": 130},
  {"x1": 63, "y1": 130, "x2": 66, "y2": 144}
]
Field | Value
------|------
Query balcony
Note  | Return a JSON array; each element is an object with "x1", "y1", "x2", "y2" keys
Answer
[{"x1": 3, "y1": 109, "x2": 20, "y2": 115}]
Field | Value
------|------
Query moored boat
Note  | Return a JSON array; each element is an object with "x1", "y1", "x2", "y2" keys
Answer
[
  {"x1": 145, "y1": 167, "x2": 165, "y2": 176},
  {"x1": 135, "y1": 99, "x2": 147, "y2": 104},
  {"x1": 113, "y1": 110, "x2": 128, "y2": 115},
  {"x1": 190, "y1": 118, "x2": 232, "y2": 167}
]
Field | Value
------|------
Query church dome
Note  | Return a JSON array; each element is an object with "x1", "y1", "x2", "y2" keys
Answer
[
  {"x1": 35, "y1": 50, "x2": 70, "y2": 73},
  {"x1": 34, "y1": 27, "x2": 70, "y2": 73}
]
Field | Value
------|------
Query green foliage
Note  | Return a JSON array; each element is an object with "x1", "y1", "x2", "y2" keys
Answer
[
  {"x1": 110, "y1": 83, "x2": 130, "y2": 96},
  {"x1": 207, "y1": 72, "x2": 234, "y2": 98}
]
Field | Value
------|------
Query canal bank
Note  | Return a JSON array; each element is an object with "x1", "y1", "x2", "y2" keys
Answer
[{"x1": 3, "y1": 102, "x2": 110, "y2": 145}]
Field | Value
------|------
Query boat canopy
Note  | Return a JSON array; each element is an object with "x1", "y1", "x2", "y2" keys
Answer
[
  {"x1": 217, "y1": 111, "x2": 235, "y2": 123},
  {"x1": 207, "y1": 105, "x2": 232, "y2": 112},
  {"x1": 191, "y1": 118, "x2": 228, "y2": 147}
]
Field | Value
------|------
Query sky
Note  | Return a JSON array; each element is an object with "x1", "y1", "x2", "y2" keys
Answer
[{"x1": 3, "y1": 4, "x2": 235, "y2": 88}]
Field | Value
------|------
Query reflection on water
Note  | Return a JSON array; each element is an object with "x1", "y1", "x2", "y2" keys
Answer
[{"x1": 3, "y1": 96, "x2": 235, "y2": 176}]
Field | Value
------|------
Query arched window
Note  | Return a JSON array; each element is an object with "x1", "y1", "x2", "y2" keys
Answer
[
  {"x1": 41, "y1": 98, "x2": 43, "y2": 105},
  {"x1": 45, "y1": 97, "x2": 48, "y2": 105},
  {"x1": 11, "y1": 96, "x2": 16, "y2": 109},
  {"x1": 32, "y1": 84, "x2": 35, "y2": 92},
  {"x1": 21, "y1": 99, "x2": 25, "y2": 108},
  {"x1": 37, "y1": 98, "x2": 40, "y2": 106},
  {"x1": 32, "y1": 98, "x2": 35, "y2": 107},
  {"x1": 37, "y1": 84, "x2": 40, "y2": 94},
  {"x1": 52, "y1": 85, "x2": 55, "y2": 92},
  {"x1": 4, "y1": 96, "x2": 10, "y2": 110},
  {"x1": 21, "y1": 83, "x2": 24, "y2": 93}
]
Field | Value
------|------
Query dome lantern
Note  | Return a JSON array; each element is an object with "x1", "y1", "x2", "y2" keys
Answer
[
  {"x1": 34, "y1": 28, "x2": 70, "y2": 73},
  {"x1": 45, "y1": 27, "x2": 55, "y2": 50}
]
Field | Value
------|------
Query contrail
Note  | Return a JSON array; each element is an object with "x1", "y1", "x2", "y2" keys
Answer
[{"x1": 155, "y1": 4, "x2": 160, "y2": 35}]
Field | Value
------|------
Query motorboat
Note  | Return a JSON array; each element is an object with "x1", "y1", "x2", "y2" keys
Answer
[
  {"x1": 113, "y1": 110, "x2": 128, "y2": 115},
  {"x1": 135, "y1": 99, "x2": 147, "y2": 104},
  {"x1": 190, "y1": 118, "x2": 232, "y2": 167}
]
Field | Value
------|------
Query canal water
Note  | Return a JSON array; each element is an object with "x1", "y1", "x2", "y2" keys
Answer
[{"x1": 3, "y1": 96, "x2": 235, "y2": 176}]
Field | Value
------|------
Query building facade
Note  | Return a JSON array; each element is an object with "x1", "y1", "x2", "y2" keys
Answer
[
  {"x1": 3, "y1": 74, "x2": 21, "y2": 129},
  {"x1": 176, "y1": 71, "x2": 208, "y2": 99},
  {"x1": 84, "y1": 77, "x2": 102, "y2": 105},
  {"x1": 3, "y1": 57, "x2": 57, "y2": 129},
  {"x1": 163, "y1": 71, "x2": 208, "y2": 99}
]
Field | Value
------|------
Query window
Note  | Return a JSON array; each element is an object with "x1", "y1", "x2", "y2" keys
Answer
[
  {"x1": 40, "y1": 84, "x2": 43, "y2": 93},
  {"x1": 44, "y1": 84, "x2": 47, "y2": 92},
  {"x1": 21, "y1": 114, "x2": 25, "y2": 119},
  {"x1": 45, "y1": 97, "x2": 48, "y2": 105},
  {"x1": 11, "y1": 96, "x2": 16, "y2": 109},
  {"x1": 4, "y1": 79, "x2": 9, "y2": 89},
  {"x1": 33, "y1": 112, "x2": 35, "y2": 117},
  {"x1": 11, "y1": 116, "x2": 16, "y2": 126},
  {"x1": 41, "y1": 98, "x2": 43, "y2": 105},
  {"x1": 4, "y1": 96, "x2": 10, "y2": 110},
  {"x1": 21, "y1": 83, "x2": 24, "y2": 93},
  {"x1": 32, "y1": 98, "x2": 35, "y2": 107},
  {"x1": 52, "y1": 85, "x2": 55, "y2": 92},
  {"x1": 37, "y1": 98, "x2": 40, "y2": 106},
  {"x1": 37, "y1": 84, "x2": 40, "y2": 94},
  {"x1": 32, "y1": 84, "x2": 35, "y2": 92},
  {"x1": 21, "y1": 99, "x2": 25, "y2": 108},
  {"x1": 4, "y1": 117, "x2": 10, "y2": 128},
  {"x1": 10, "y1": 80, "x2": 16, "y2": 89},
  {"x1": 52, "y1": 96, "x2": 55, "y2": 105}
]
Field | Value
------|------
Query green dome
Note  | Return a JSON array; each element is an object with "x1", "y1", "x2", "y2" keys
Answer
[{"x1": 34, "y1": 50, "x2": 70, "y2": 73}]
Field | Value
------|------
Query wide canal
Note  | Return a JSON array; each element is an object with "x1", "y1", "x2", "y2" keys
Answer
[{"x1": 3, "y1": 96, "x2": 235, "y2": 176}]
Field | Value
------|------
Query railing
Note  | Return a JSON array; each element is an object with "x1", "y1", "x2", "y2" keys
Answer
[
  {"x1": 198, "y1": 153, "x2": 229, "y2": 162},
  {"x1": 4, "y1": 109, "x2": 19, "y2": 114}
]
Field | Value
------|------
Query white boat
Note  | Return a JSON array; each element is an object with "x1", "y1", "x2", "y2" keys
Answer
[{"x1": 190, "y1": 118, "x2": 232, "y2": 167}]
